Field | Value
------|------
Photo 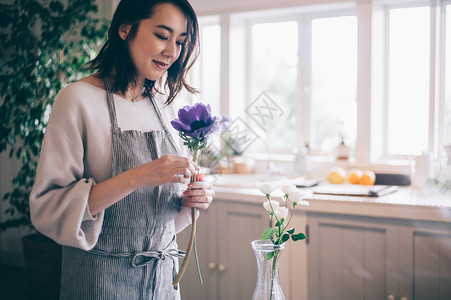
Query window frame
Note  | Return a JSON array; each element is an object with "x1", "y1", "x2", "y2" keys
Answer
[
  {"x1": 238, "y1": 8, "x2": 358, "y2": 155},
  {"x1": 195, "y1": 0, "x2": 451, "y2": 169}
]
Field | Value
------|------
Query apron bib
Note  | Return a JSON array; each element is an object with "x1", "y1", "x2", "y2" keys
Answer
[{"x1": 60, "y1": 78, "x2": 184, "y2": 300}]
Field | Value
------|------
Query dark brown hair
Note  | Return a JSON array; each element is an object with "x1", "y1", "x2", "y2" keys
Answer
[{"x1": 85, "y1": 0, "x2": 199, "y2": 104}]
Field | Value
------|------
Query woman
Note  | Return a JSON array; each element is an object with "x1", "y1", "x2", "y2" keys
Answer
[{"x1": 29, "y1": 0, "x2": 214, "y2": 299}]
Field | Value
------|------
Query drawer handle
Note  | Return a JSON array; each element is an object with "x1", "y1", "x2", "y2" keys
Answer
[
  {"x1": 217, "y1": 264, "x2": 227, "y2": 272},
  {"x1": 208, "y1": 262, "x2": 216, "y2": 270}
]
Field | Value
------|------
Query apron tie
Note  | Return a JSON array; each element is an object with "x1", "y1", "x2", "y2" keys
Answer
[{"x1": 89, "y1": 236, "x2": 185, "y2": 298}]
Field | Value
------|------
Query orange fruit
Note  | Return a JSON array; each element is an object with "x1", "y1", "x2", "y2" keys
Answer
[
  {"x1": 327, "y1": 167, "x2": 346, "y2": 184},
  {"x1": 359, "y1": 170, "x2": 376, "y2": 185},
  {"x1": 347, "y1": 169, "x2": 362, "y2": 184}
]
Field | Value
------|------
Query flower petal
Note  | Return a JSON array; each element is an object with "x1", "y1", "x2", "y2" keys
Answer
[
  {"x1": 280, "y1": 184, "x2": 297, "y2": 195},
  {"x1": 287, "y1": 190, "x2": 305, "y2": 203},
  {"x1": 171, "y1": 119, "x2": 191, "y2": 133},
  {"x1": 178, "y1": 107, "x2": 194, "y2": 125},
  {"x1": 195, "y1": 103, "x2": 209, "y2": 121},
  {"x1": 193, "y1": 119, "x2": 216, "y2": 136},
  {"x1": 260, "y1": 183, "x2": 278, "y2": 195},
  {"x1": 274, "y1": 207, "x2": 289, "y2": 219},
  {"x1": 263, "y1": 200, "x2": 279, "y2": 212}
]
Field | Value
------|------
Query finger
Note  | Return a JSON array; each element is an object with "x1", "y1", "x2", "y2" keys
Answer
[
  {"x1": 184, "y1": 190, "x2": 215, "y2": 204},
  {"x1": 185, "y1": 195, "x2": 212, "y2": 210},
  {"x1": 192, "y1": 161, "x2": 200, "y2": 171},
  {"x1": 171, "y1": 175, "x2": 190, "y2": 184},
  {"x1": 183, "y1": 187, "x2": 212, "y2": 197},
  {"x1": 188, "y1": 181, "x2": 213, "y2": 190},
  {"x1": 168, "y1": 156, "x2": 197, "y2": 176}
]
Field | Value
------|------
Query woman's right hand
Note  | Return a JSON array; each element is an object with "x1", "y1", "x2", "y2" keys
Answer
[
  {"x1": 133, "y1": 155, "x2": 199, "y2": 187},
  {"x1": 88, "y1": 155, "x2": 198, "y2": 215}
]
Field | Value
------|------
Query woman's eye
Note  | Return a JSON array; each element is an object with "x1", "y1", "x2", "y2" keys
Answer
[
  {"x1": 155, "y1": 34, "x2": 168, "y2": 40},
  {"x1": 176, "y1": 41, "x2": 184, "y2": 46}
]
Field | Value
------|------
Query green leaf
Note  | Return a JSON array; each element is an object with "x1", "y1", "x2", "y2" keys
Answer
[
  {"x1": 266, "y1": 251, "x2": 274, "y2": 260},
  {"x1": 261, "y1": 227, "x2": 274, "y2": 241},
  {"x1": 275, "y1": 220, "x2": 283, "y2": 227},
  {"x1": 281, "y1": 233, "x2": 290, "y2": 243},
  {"x1": 291, "y1": 233, "x2": 307, "y2": 241},
  {"x1": 287, "y1": 228, "x2": 295, "y2": 234}
]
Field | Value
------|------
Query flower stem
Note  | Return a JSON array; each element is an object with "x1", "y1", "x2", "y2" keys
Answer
[
  {"x1": 270, "y1": 250, "x2": 279, "y2": 300},
  {"x1": 281, "y1": 207, "x2": 295, "y2": 234},
  {"x1": 172, "y1": 148, "x2": 201, "y2": 286},
  {"x1": 194, "y1": 234, "x2": 203, "y2": 284},
  {"x1": 173, "y1": 207, "x2": 197, "y2": 286}
]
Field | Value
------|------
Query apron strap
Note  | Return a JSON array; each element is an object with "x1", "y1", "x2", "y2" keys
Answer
[
  {"x1": 103, "y1": 77, "x2": 120, "y2": 131},
  {"x1": 145, "y1": 90, "x2": 181, "y2": 155}
]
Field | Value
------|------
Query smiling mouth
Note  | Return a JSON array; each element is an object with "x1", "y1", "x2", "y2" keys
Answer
[{"x1": 153, "y1": 60, "x2": 168, "y2": 70}]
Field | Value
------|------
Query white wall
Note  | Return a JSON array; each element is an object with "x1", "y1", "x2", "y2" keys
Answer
[{"x1": 190, "y1": 0, "x2": 354, "y2": 15}]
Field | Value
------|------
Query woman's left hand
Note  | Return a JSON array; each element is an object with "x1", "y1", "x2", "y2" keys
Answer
[{"x1": 182, "y1": 181, "x2": 214, "y2": 210}]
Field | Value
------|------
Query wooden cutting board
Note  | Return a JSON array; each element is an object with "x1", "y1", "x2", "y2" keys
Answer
[{"x1": 313, "y1": 184, "x2": 398, "y2": 197}]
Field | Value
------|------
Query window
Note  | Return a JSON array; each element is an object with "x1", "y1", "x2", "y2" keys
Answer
[
  {"x1": 250, "y1": 21, "x2": 298, "y2": 150},
  {"x1": 386, "y1": 6, "x2": 430, "y2": 156},
  {"x1": 192, "y1": 1, "x2": 451, "y2": 165},
  {"x1": 445, "y1": 4, "x2": 451, "y2": 146},
  {"x1": 311, "y1": 16, "x2": 357, "y2": 153},
  {"x1": 228, "y1": 10, "x2": 357, "y2": 155},
  {"x1": 183, "y1": 18, "x2": 221, "y2": 116}
]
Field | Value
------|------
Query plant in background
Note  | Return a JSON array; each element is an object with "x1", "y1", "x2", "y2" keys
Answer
[
  {"x1": 258, "y1": 183, "x2": 309, "y2": 300},
  {"x1": 171, "y1": 102, "x2": 230, "y2": 285},
  {"x1": 0, "y1": 0, "x2": 108, "y2": 232}
]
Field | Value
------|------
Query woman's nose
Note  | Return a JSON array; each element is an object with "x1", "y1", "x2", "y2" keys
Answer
[{"x1": 163, "y1": 41, "x2": 179, "y2": 59}]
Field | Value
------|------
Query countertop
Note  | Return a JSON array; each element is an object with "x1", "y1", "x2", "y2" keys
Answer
[{"x1": 210, "y1": 174, "x2": 451, "y2": 223}]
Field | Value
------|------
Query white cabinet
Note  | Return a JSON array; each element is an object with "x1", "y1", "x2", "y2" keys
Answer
[
  {"x1": 398, "y1": 222, "x2": 451, "y2": 300},
  {"x1": 308, "y1": 212, "x2": 451, "y2": 300}
]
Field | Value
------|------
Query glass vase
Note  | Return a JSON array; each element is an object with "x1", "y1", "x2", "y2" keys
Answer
[{"x1": 251, "y1": 240, "x2": 285, "y2": 300}]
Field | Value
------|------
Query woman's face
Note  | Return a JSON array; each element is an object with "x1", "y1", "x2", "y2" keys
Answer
[{"x1": 119, "y1": 3, "x2": 187, "y2": 83}]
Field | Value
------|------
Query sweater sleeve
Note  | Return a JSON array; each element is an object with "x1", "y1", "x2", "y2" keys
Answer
[
  {"x1": 30, "y1": 85, "x2": 104, "y2": 250},
  {"x1": 174, "y1": 206, "x2": 200, "y2": 234}
]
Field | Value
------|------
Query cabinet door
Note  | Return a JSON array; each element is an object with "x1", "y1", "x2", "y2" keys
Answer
[
  {"x1": 216, "y1": 201, "x2": 269, "y2": 300},
  {"x1": 399, "y1": 223, "x2": 451, "y2": 300},
  {"x1": 308, "y1": 213, "x2": 399, "y2": 300},
  {"x1": 178, "y1": 203, "x2": 218, "y2": 300}
]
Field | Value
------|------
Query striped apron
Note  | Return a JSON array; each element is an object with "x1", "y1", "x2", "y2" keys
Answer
[{"x1": 60, "y1": 78, "x2": 184, "y2": 300}]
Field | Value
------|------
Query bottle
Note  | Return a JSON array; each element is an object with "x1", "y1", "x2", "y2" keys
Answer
[
  {"x1": 293, "y1": 143, "x2": 308, "y2": 175},
  {"x1": 411, "y1": 152, "x2": 433, "y2": 188}
]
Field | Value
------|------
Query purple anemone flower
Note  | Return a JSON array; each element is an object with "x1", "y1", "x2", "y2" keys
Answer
[{"x1": 171, "y1": 103, "x2": 217, "y2": 139}]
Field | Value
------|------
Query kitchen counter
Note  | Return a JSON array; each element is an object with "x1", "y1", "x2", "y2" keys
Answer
[{"x1": 213, "y1": 183, "x2": 451, "y2": 223}]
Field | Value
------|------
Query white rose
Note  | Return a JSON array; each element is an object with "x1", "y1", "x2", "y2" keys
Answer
[
  {"x1": 263, "y1": 200, "x2": 280, "y2": 212},
  {"x1": 259, "y1": 183, "x2": 278, "y2": 195},
  {"x1": 280, "y1": 183, "x2": 297, "y2": 195},
  {"x1": 274, "y1": 207, "x2": 289, "y2": 219},
  {"x1": 287, "y1": 190, "x2": 305, "y2": 203}
]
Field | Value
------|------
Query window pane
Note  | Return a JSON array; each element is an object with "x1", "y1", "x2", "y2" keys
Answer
[
  {"x1": 387, "y1": 7, "x2": 430, "y2": 155},
  {"x1": 311, "y1": 16, "x2": 357, "y2": 153},
  {"x1": 186, "y1": 24, "x2": 221, "y2": 116},
  {"x1": 250, "y1": 21, "x2": 298, "y2": 151},
  {"x1": 445, "y1": 5, "x2": 451, "y2": 146}
]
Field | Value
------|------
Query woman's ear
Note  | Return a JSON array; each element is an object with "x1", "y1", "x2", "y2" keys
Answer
[{"x1": 118, "y1": 24, "x2": 132, "y2": 40}]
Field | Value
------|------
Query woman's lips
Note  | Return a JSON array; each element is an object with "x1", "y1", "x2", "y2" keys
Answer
[{"x1": 153, "y1": 60, "x2": 168, "y2": 70}]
